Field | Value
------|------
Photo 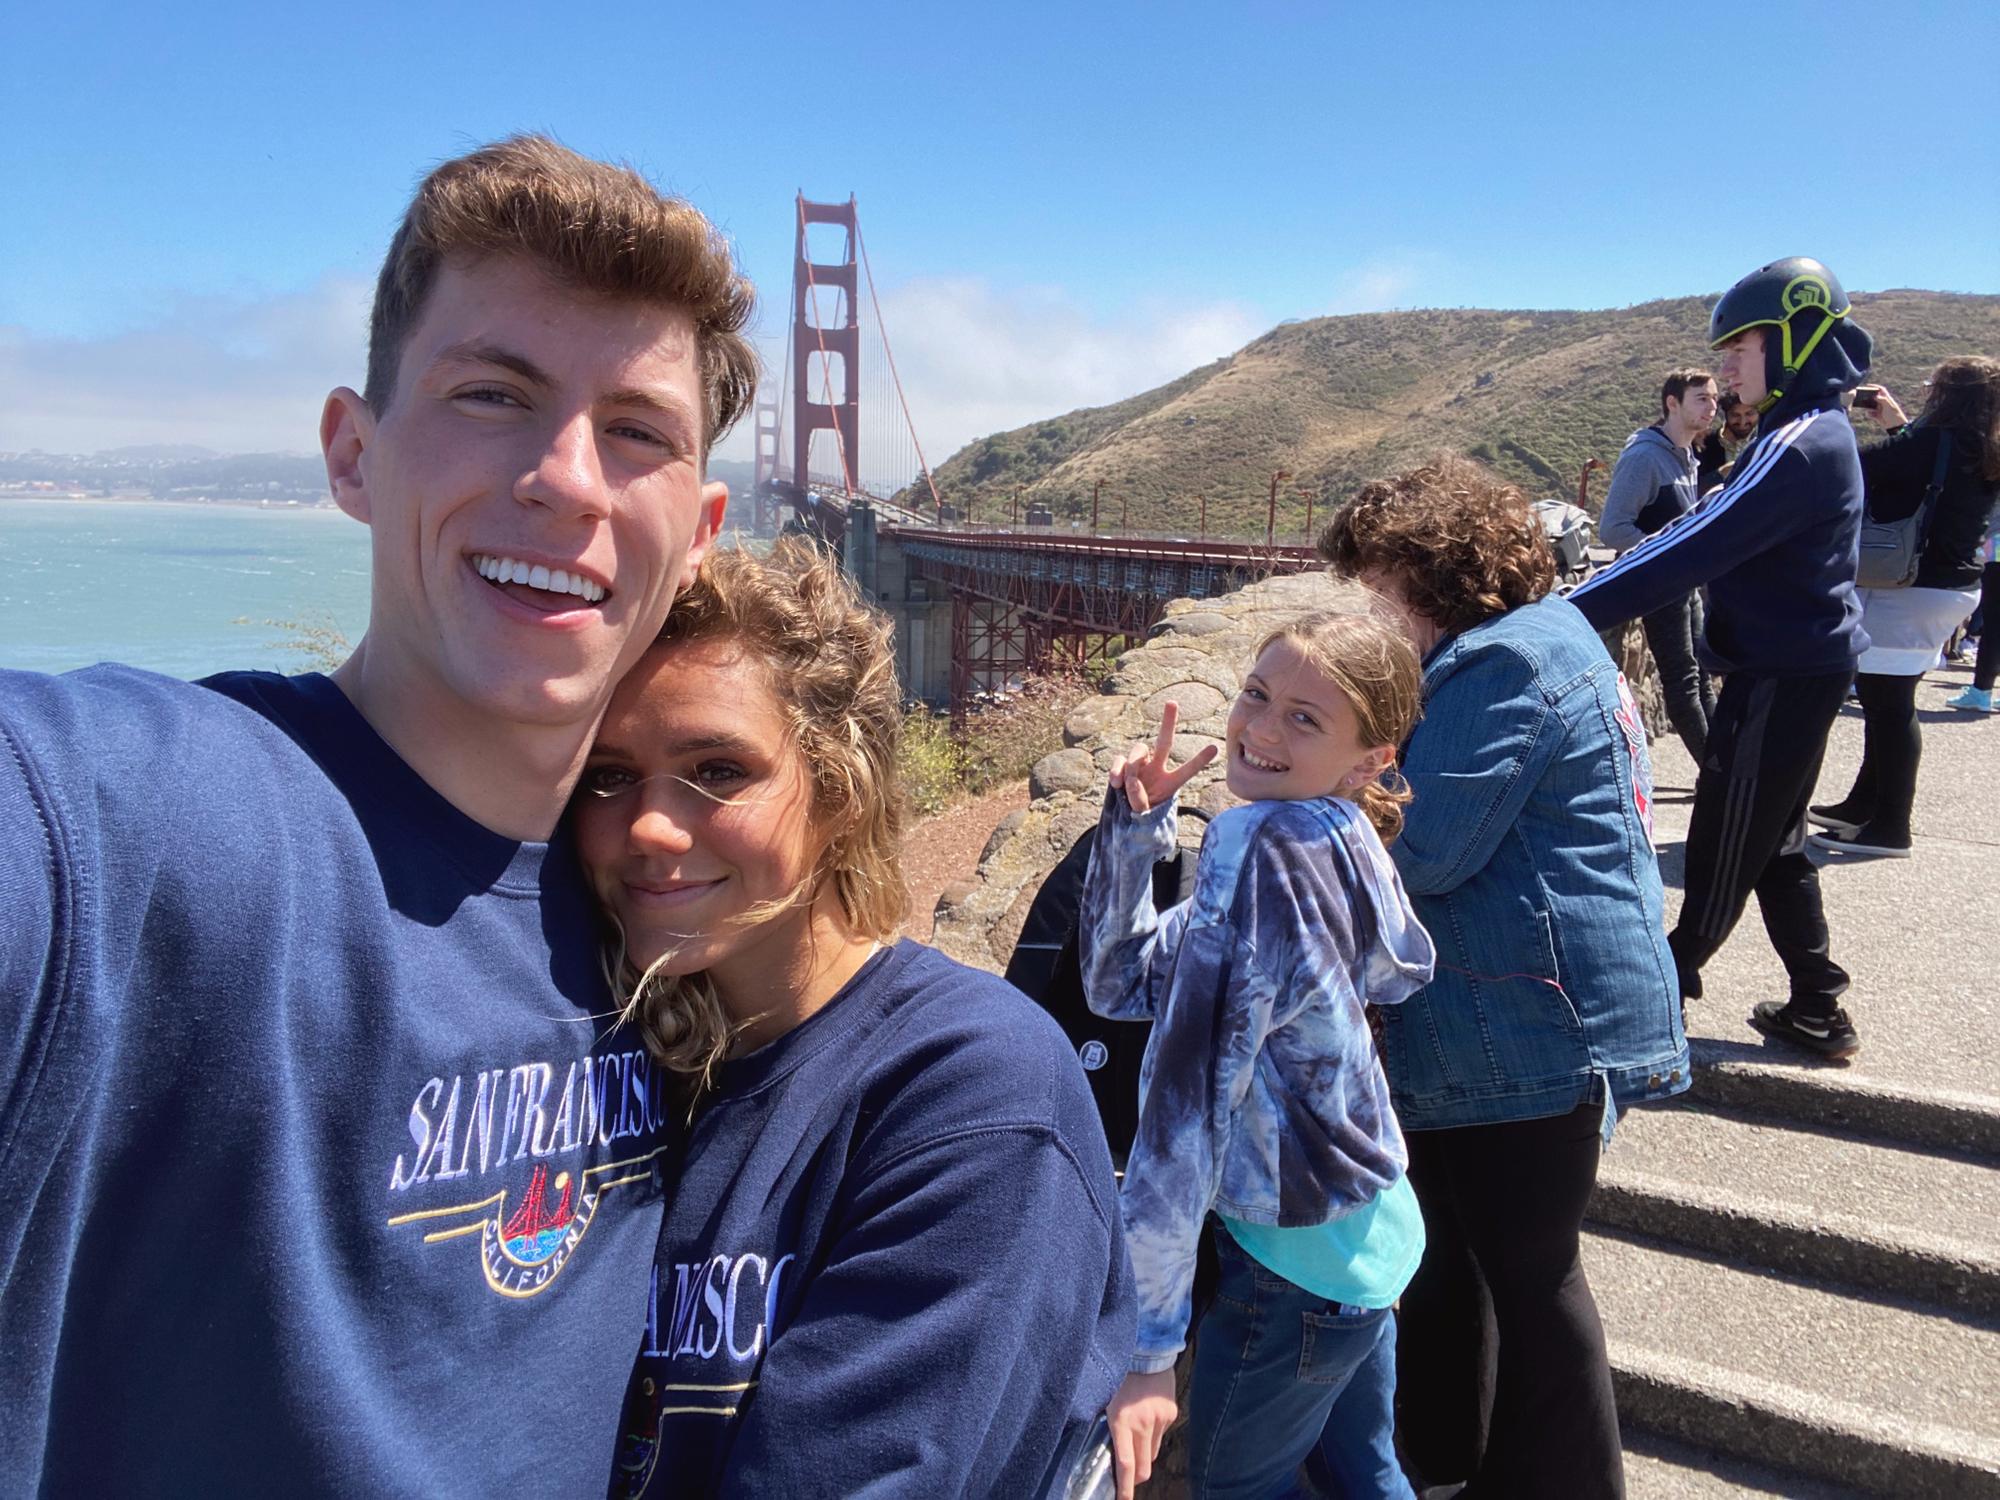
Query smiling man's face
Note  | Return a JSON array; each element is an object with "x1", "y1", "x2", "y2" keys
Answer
[{"x1": 325, "y1": 254, "x2": 726, "y2": 735}]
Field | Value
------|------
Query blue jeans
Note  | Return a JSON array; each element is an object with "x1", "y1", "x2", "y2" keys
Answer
[{"x1": 1185, "y1": 1229, "x2": 1414, "y2": 1500}]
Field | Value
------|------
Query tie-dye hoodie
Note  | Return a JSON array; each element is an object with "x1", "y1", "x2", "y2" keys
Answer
[{"x1": 1080, "y1": 789, "x2": 1435, "y2": 1372}]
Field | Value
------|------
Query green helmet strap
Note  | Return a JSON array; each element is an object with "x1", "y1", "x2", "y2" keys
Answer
[{"x1": 1767, "y1": 307, "x2": 1845, "y2": 410}]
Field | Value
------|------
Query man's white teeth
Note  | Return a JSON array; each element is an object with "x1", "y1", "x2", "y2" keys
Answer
[{"x1": 474, "y1": 554, "x2": 605, "y2": 603}]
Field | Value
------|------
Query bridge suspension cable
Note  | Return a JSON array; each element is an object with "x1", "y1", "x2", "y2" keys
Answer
[{"x1": 855, "y1": 216, "x2": 942, "y2": 514}]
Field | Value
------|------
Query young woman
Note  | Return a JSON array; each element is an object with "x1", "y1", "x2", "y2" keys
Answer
[
  {"x1": 1081, "y1": 614, "x2": 1437, "y2": 1500},
  {"x1": 1810, "y1": 355, "x2": 2000, "y2": 852},
  {"x1": 574, "y1": 538, "x2": 1133, "y2": 1499},
  {"x1": 1322, "y1": 457, "x2": 1688, "y2": 1498}
]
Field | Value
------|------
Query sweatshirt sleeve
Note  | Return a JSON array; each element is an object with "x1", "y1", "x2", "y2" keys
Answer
[
  {"x1": 1115, "y1": 821, "x2": 1289, "y2": 1372},
  {"x1": 1078, "y1": 787, "x2": 1189, "y2": 1022},
  {"x1": 1570, "y1": 417, "x2": 1818, "y2": 631},
  {"x1": 715, "y1": 1119, "x2": 1123, "y2": 1498},
  {"x1": 1597, "y1": 442, "x2": 1659, "y2": 554},
  {"x1": 0, "y1": 702, "x2": 64, "y2": 1161},
  {"x1": 1860, "y1": 426, "x2": 1940, "y2": 523},
  {"x1": 1393, "y1": 643, "x2": 1566, "y2": 896}
]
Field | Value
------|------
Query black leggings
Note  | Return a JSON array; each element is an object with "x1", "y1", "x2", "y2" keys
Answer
[
  {"x1": 1835, "y1": 673, "x2": 1923, "y2": 842},
  {"x1": 1395, "y1": 1099, "x2": 1624, "y2": 1500},
  {"x1": 1975, "y1": 562, "x2": 1998, "y2": 692}
]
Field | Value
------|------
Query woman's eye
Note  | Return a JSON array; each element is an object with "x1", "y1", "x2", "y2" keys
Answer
[
  {"x1": 580, "y1": 765, "x2": 636, "y2": 797},
  {"x1": 694, "y1": 761, "x2": 749, "y2": 790},
  {"x1": 1242, "y1": 686, "x2": 1266, "y2": 703},
  {"x1": 1292, "y1": 712, "x2": 1320, "y2": 730}
]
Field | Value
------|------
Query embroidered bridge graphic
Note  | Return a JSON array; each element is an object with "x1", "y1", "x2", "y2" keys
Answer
[{"x1": 387, "y1": 1148, "x2": 664, "y2": 1299}]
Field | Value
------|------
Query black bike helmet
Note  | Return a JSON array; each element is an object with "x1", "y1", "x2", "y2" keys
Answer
[{"x1": 1708, "y1": 257, "x2": 1852, "y2": 411}]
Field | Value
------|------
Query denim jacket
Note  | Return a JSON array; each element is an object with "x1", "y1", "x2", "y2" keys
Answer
[
  {"x1": 1080, "y1": 792, "x2": 1435, "y2": 1371},
  {"x1": 1383, "y1": 595, "x2": 1689, "y2": 1135}
]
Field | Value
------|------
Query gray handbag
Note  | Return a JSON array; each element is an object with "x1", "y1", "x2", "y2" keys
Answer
[{"x1": 1857, "y1": 430, "x2": 1952, "y2": 589}]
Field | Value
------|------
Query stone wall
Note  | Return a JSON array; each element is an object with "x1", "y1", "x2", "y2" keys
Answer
[
  {"x1": 931, "y1": 573, "x2": 1665, "y2": 976},
  {"x1": 932, "y1": 571, "x2": 1360, "y2": 973}
]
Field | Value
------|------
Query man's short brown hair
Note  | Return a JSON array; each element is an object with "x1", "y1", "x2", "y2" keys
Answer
[
  {"x1": 365, "y1": 135, "x2": 756, "y2": 455},
  {"x1": 1660, "y1": 367, "x2": 1715, "y2": 419},
  {"x1": 1317, "y1": 455, "x2": 1555, "y2": 635}
]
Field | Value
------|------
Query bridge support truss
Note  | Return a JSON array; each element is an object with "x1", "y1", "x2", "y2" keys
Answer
[{"x1": 894, "y1": 532, "x2": 1316, "y2": 722}]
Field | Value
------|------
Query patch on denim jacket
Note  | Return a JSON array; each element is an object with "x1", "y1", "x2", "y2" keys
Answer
[{"x1": 1613, "y1": 672, "x2": 1655, "y2": 845}]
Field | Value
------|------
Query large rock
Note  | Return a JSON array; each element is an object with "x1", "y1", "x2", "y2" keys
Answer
[
  {"x1": 935, "y1": 572, "x2": 1674, "y2": 976},
  {"x1": 934, "y1": 570, "x2": 1361, "y2": 973}
]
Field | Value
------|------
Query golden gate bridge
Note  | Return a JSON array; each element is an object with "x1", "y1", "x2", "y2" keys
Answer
[{"x1": 750, "y1": 194, "x2": 1321, "y2": 720}]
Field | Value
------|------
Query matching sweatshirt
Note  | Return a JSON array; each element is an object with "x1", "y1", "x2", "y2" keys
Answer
[
  {"x1": 1, "y1": 668, "x2": 670, "y2": 1495},
  {"x1": 609, "y1": 940, "x2": 1133, "y2": 1499}
]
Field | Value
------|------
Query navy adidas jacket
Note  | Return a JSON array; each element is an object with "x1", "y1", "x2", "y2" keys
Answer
[{"x1": 1571, "y1": 320, "x2": 1874, "y2": 677}]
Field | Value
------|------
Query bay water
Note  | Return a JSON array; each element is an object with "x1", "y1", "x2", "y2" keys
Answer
[{"x1": 0, "y1": 498, "x2": 372, "y2": 678}]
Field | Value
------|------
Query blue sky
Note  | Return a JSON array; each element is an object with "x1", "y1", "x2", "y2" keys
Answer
[{"x1": 6, "y1": 0, "x2": 1996, "y2": 465}]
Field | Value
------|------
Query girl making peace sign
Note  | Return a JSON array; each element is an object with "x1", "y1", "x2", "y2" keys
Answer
[{"x1": 1080, "y1": 612, "x2": 1436, "y2": 1500}]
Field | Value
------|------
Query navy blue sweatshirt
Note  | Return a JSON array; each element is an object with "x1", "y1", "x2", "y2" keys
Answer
[
  {"x1": 0, "y1": 668, "x2": 669, "y2": 1496},
  {"x1": 1572, "y1": 321, "x2": 1874, "y2": 676},
  {"x1": 609, "y1": 940, "x2": 1134, "y2": 1499}
]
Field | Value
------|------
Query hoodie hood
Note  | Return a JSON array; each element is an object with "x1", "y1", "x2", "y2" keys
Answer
[{"x1": 1762, "y1": 315, "x2": 1874, "y2": 430}]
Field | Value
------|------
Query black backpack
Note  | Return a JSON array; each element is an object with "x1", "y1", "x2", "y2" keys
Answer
[{"x1": 1004, "y1": 806, "x2": 1210, "y2": 1168}]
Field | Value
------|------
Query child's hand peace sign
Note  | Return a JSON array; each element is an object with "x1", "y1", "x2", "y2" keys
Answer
[{"x1": 1108, "y1": 700, "x2": 1219, "y2": 814}]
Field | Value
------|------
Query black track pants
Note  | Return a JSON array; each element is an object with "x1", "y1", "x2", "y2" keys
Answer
[{"x1": 1669, "y1": 670, "x2": 1852, "y2": 1013}]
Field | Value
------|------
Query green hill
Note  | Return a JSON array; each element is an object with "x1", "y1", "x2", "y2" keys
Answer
[{"x1": 902, "y1": 291, "x2": 2000, "y2": 538}]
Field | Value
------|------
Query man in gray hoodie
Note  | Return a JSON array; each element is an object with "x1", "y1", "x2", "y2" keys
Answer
[{"x1": 1600, "y1": 368, "x2": 1721, "y2": 760}]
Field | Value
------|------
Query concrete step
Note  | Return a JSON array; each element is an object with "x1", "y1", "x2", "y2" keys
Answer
[
  {"x1": 1596, "y1": 1099, "x2": 2000, "y2": 1317},
  {"x1": 1686, "y1": 1039, "x2": 2000, "y2": 1158},
  {"x1": 1585, "y1": 1228, "x2": 2000, "y2": 1498},
  {"x1": 1624, "y1": 1430, "x2": 1869, "y2": 1498}
]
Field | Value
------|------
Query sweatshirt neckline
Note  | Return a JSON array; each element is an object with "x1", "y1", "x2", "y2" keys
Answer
[
  {"x1": 708, "y1": 940, "x2": 916, "y2": 1100},
  {"x1": 234, "y1": 671, "x2": 556, "y2": 892}
]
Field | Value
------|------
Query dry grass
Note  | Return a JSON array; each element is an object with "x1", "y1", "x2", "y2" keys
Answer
[{"x1": 916, "y1": 290, "x2": 2000, "y2": 536}]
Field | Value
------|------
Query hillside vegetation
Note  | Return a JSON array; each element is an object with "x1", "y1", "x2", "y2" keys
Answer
[{"x1": 904, "y1": 291, "x2": 2000, "y2": 538}]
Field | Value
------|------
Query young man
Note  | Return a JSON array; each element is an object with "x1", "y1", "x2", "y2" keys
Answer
[
  {"x1": 1569, "y1": 257, "x2": 1872, "y2": 1060},
  {"x1": 0, "y1": 137, "x2": 754, "y2": 1491},
  {"x1": 1599, "y1": 369, "x2": 1722, "y2": 760}
]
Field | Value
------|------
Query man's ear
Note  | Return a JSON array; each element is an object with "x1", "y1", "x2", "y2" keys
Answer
[
  {"x1": 677, "y1": 479, "x2": 730, "y2": 590},
  {"x1": 322, "y1": 387, "x2": 377, "y2": 524}
]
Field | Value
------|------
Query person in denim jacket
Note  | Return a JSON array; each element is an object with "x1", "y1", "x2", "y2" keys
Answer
[{"x1": 1320, "y1": 456, "x2": 1689, "y2": 1500}]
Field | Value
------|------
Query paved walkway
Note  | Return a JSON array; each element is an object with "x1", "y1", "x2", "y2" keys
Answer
[{"x1": 1647, "y1": 662, "x2": 1997, "y2": 1109}]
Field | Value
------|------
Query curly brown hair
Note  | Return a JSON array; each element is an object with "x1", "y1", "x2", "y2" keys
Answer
[{"x1": 1317, "y1": 455, "x2": 1555, "y2": 636}]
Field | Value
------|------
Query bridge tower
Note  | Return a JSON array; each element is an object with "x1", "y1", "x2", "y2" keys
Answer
[
  {"x1": 791, "y1": 196, "x2": 860, "y2": 495},
  {"x1": 750, "y1": 395, "x2": 782, "y2": 532}
]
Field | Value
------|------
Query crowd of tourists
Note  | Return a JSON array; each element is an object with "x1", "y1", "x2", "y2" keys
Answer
[{"x1": 2, "y1": 135, "x2": 1994, "y2": 1500}]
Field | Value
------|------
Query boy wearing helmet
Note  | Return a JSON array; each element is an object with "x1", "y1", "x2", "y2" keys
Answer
[{"x1": 1569, "y1": 257, "x2": 1873, "y2": 1060}]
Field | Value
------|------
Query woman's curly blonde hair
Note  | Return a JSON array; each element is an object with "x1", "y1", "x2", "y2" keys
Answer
[
  {"x1": 603, "y1": 536, "x2": 908, "y2": 1098},
  {"x1": 1317, "y1": 455, "x2": 1555, "y2": 635}
]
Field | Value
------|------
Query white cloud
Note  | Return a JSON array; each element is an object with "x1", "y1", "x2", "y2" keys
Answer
[
  {"x1": 714, "y1": 277, "x2": 1267, "y2": 474},
  {"x1": 1322, "y1": 256, "x2": 1433, "y2": 316},
  {"x1": 0, "y1": 275, "x2": 371, "y2": 455},
  {"x1": 4, "y1": 270, "x2": 1267, "y2": 482}
]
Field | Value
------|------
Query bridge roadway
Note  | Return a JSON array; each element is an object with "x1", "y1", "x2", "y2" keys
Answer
[{"x1": 839, "y1": 510, "x2": 1321, "y2": 713}]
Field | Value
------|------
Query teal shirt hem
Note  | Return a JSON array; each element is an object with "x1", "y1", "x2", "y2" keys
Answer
[{"x1": 1218, "y1": 1173, "x2": 1425, "y2": 1308}]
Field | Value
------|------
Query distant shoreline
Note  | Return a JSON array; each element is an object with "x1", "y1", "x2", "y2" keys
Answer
[{"x1": 1, "y1": 490, "x2": 339, "y2": 512}]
